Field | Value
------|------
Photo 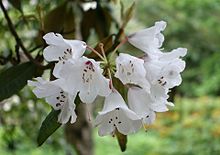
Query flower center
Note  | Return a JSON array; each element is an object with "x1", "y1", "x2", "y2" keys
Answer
[
  {"x1": 119, "y1": 60, "x2": 134, "y2": 76},
  {"x1": 108, "y1": 108, "x2": 122, "y2": 127}
]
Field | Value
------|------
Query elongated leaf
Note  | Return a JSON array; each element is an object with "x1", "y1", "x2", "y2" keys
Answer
[
  {"x1": 43, "y1": 1, "x2": 75, "y2": 38},
  {"x1": 8, "y1": 0, "x2": 23, "y2": 13},
  {"x1": 115, "y1": 129, "x2": 127, "y2": 152},
  {"x1": 37, "y1": 110, "x2": 61, "y2": 146},
  {"x1": 122, "y1": 2, "x2": 135, "y2": 28},
  {"x1": 0, "y1": 62, "x2": 36, "y2": 101}
]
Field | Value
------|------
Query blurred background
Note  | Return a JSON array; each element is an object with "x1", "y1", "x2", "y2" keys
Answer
[{"x1": 0, "y1": 0, "x2": 220, "y2": 155}]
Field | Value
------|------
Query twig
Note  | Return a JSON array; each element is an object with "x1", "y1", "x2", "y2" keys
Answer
[
  {"x1": 0, "y1": 1, "x2": 43, "y2": 67},
  {"x1": 15, "y1": 44, "x2": 20, "y2": 63},
  {"x1": 86, "y1": 45, "x2": 106, "y2": 61},
  {"x1": 99, "y1": 43, "x2": 107, "y2": 60}
]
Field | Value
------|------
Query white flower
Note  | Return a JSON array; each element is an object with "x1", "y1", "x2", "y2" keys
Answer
[
  {"x1": 94, "y1": 90, "x2": 142, "y2": 136},
  {"x1": 144, "y1": 48, "x2": 187, "y2": 89},
  {"x1": 43, "y1": 32, "x2": 87, "y2": 77},
  {"x1": 28, "y1": 77, "x2": 77, "y2": 124},
  {"x1": 128, "y1": 87, "x2": 169, "y2": 125},
  {"x1": 115, "y1": 53, "x2": 150, "y2": 91},
  {"x1": 59, "y1": 56, "x2": 111, "y2": 104},
  {"x1": 128, "y1": 21, "x2": 166, "y2": 54}
]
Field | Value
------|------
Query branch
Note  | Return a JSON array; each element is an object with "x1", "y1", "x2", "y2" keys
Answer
[{"x1": 0, "y1": 1, "x2": 43, "y2": 67}]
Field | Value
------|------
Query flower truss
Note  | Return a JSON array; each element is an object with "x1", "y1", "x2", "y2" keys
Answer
[{"x1": 28, "y1": 21, "x2": 187, "y2": 137}]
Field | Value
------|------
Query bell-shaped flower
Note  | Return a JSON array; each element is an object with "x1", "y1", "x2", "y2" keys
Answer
[
  {"x1": 144, "y1": 48, "x2": 187, "y2": 89},
  {"x1": 28, "y1": 77, "x2": 77, "y2": 124},
  {"x1": 58, "y1": 56, "x2": 111, "y2": 104},
  {"x1": 128, "y1": 87, "x2": 169, "y2": 125},
  {"x1": 128, "y1": 21, "x2": 166, "y2": 55},
  {"x1": 43, "y1": 32, "x2": 87, "y2": 77},
  {"x1": 94, "y1": 90, "x2": 142, "y2": 136},
  {"x1": 115, "y1": 53, "x2": 150, "y2": 92}
]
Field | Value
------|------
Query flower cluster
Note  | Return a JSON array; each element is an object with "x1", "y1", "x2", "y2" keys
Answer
[{"x1": 28, "y1": 21, "x2": 187, "y2": 136}]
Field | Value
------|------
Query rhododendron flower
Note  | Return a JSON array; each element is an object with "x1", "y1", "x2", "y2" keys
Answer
[
  {"x1": 95, "y1": 90, "x2": 142, "y2": 136},
  {"x1": 128, "y1": 21, "x2": 166, "y2": 55},
  {"x1": 115, "y1": 53, "x2": 150, "y2": 91},
  {"x1": 43, "y1": 32, "x2": 87, "y2": 77},
  {"x1": 28, "y1": 77, "x2": 77, "y2": 124},
  {"x1": 58, "y1": 57, "x2": 111, "y2": 104},
  {"x1": 27, "y1": 19, "x2": 188, "y2": 143},
  {"x1": 128, "y1": 87, "x2": 169, "y2": 125},
  {"x1": 144, "y1": 48, "x2": 187, "y2": 89}
]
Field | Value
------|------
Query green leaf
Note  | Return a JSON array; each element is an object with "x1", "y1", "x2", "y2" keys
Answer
[
  {"x1": 112, "y1": 77, "x2": 128, "y2": 102},
  {"x1": 115, "y1": 129, "x2": 127, "y2": 152},
  {"x1": 8, "y1": 0, "x2": 23, "y2": 13},
  {"x1": 80, "y1": 4, "x2": 112, "y2": 41},
  {"x1": 37, "y1": 110, "x2": 61, "y2": 146},
  {"x1": 121, "y1": 2, "x2": 135, "y2": 28},
  {"x1": 0, "y1": 62, "x2": 36, "y2": 101},
  {"x1": 43, "y1": 1, "x2": 76, "y2": 38}
]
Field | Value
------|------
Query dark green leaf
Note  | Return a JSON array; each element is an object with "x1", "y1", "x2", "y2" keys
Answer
[
  {"x1": 0, "y1": 62, "x2": 37, "y2": 101},
  {"x1": 80, "y1": 4, "x2": 112, "y2": 41},
  {"x1": 43, "y1": 1, "x2": 76, "y2": 38},
  {"x1": 112, "y1": 77, "x2": 128, "y2": 102},
  {"x1": 115, "y1": 129, "x2": 127, "y2": 152},
  {"x1": 37, "y1": 110, "x2": 61, "y2": 146},
  {"x1": 8, "y1": 0, "x2": 23, "y2": 13},
  {"x1": 80, "y1": 9, "x2": 94, "y2": 41}
]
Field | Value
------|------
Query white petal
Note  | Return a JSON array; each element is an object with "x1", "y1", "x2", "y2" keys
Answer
[
  {"x1": 43, "y1": 32, "x2": 66, "y2": 46},
  {"x1": 28, "y1": 78, "x2": 60, "y2": 98},
  {"x1": 115, "y1": 53, "x2": 149, "y2": 90},
  {"x1": 79, "y1": 88, "x2": 98, "y2": 104},
  {"x1": 100, "y1": 90, "x2": 127, "y2": 114},
  {"x1": 52, "y1": 78, "x2": 76, "y2": 95},
  {"x1": 116, "y1": 109, "x2": 142, "y2": 135},
  {"x1": 64, "y1": 40, "x2": 87, "y2": 59},
  {"x1": 53, "y1": 61, "x2": 64, "y2": 78},
  {"x1": 142, "y1": 111, "x2": 156, "y2": 125},
  {"x1": 159, "y1": 48, "x2": 187, "y2": 61},
  {"x1": 98, "y1": 76, "x2": 111, "y2": 97},
  {"x1": 45, "y1": 95, "x2": 61, "y2": 110},
  {"x1": 58, "y1": 95, "x2": 77, "y2": 124},
  {"x1": 128, "y1": 87, "x2": 152, "y2": 117},
  {"x1": 151, "y1": 101, "x2": 169, "y2": 112},
  {"x1": 43, "y1": 45, "x2": 67, "y2": 62},
  {"x1": 128, "y1": 21, "x2": 166, "y2": 53},
  {"x1": 96, "y1": 114, "x2": 115, "y2": 136},
  {"x1": 70, "y1": 57, "x2": 109, "y2": 103},
  {"x1": 95, "y1": 90, "x2": 142, "y2": 136}
]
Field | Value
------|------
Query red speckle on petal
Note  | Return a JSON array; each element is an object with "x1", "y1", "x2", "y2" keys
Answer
[{"x1": 85, "y1": 61, "x2": 92, "y2": 65}]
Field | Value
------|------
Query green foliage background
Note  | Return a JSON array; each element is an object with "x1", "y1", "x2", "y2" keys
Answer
[{"x1": 0, "y1": 0, "x2": 220, "y2": 154}]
